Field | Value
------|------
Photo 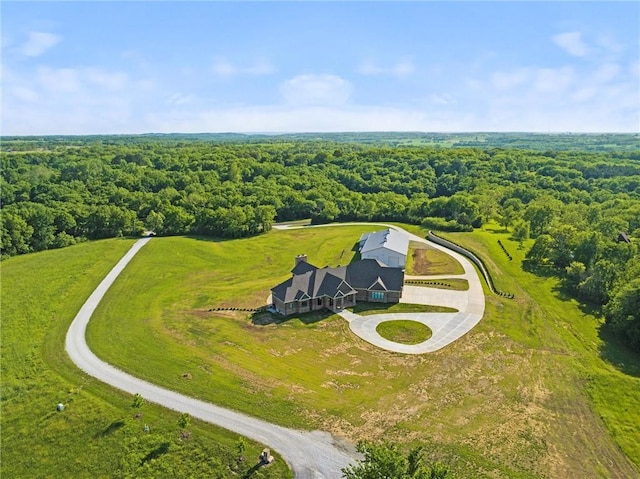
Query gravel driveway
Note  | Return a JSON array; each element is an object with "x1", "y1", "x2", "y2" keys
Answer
[{"x1": 65, "y1": 237, "x2": 357, "y2": 479}]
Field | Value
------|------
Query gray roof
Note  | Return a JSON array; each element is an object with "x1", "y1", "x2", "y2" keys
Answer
[
  {"x1": 272, "y1": 258, "x2": 404, "y2": 303},
  {"x1": 359, "y1": 228, "x2": 409, "y2": 256}
]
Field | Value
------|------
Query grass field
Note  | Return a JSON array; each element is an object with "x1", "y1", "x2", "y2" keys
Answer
[
  {"x1": 376, "y1": 321, "x2": 433, "y2": 344},
  {"x1": 0, "y1": 239, "x2": 291, "y2": 478},
  {"x1": 81, "y1": 224, "x2": 639, "y2": 478},
  {"x1": 348, "y1": 301, "x2": 458, "y2": 315}
]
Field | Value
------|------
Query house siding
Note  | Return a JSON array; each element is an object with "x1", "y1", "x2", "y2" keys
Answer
[{"x1": 361, "y1": 247, "x2": 406, "y2": 268}]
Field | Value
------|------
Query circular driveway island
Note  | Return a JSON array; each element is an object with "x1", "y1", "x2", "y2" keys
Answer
[{"x1": 337, "y1": 227, "x2": 485, "y2": 354}]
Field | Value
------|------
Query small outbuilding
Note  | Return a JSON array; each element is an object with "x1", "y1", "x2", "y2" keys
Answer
[{"x1": 359, "y1": 228, "x2": 409, "y2": 268}]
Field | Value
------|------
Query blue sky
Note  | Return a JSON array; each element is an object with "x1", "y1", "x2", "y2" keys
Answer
[{"x1": 2, "y1": 1, "x2": 638, "y2": 135}]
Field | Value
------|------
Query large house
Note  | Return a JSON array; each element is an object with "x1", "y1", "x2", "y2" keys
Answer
[
  {"x1": 271, "y1": 254, "x2": 405, "y2": 316},
  {"x1": 359, "y1": 228, "x2": 409, "y2": 268}
]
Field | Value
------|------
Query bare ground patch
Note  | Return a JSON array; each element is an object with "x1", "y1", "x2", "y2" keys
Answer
[{"x1": 407, "y1": 242, "x2": 465, "y2": 275}]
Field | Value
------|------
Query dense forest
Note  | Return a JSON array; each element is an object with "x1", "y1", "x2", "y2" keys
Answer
[{"x1": 2, "y1": 134, "x2": 639, "y2": 350}]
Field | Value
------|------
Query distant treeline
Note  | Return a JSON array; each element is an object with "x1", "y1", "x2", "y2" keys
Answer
[{"x1": 2, "y1": 136, "x2": 639, "y2": 350}]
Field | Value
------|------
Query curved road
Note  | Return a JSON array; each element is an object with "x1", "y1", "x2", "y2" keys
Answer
[
  {"x1": 274, "y1": 222, "x2": 485, "y2": 354},
  {"x1": 341, "y1": 229, "x2": 485, "y2": 353},
  {"x1": 65, "y1": 237, "x2": 357, "y2": 479}
]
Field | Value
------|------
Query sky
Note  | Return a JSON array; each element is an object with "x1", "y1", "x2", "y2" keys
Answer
[{"x1": 1, "y1": 1, "x2": 639, "y2": 135}]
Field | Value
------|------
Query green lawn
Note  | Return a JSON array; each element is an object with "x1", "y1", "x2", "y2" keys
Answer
[
  {"x1": 84, "y1": 224, "x2": 639, "y2": 478},
  {"x1": 0, "y1": 238, "x2": 291, "y2": 479},
  {"x1": 442, "y1": 225, "x2": 640, "y2": 474},
  {"x1": 348, "y1": 301, "x2": 458, "y2": 315},
  {"x1": 5, "y1": 223, "x2": 638, "y2": 478},
  {"x1": 376, "y1": 321, "x2": 433, "y2": 344}
]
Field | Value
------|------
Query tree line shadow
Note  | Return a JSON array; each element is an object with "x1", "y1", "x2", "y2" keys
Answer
[{"x1": 549, "y1": 280, "x2": 640, "y2": 378}]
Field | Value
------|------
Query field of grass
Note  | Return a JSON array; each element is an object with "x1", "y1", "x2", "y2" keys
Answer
[
  {"x1": 442, "y1": 225, "x2": 640, "y2": 472},
  {"x1": 406, "y1": 241, "x2": 465, "y2": 275},
  {"x1": 376, "y1": 321, "x2": 433, "y2": 344},
  {"x1": 83, "y1": 224, "x2": 639, "y2": 478},
  {"x1": 0, "y1": 239, "x2": 291, "y2": 478}
]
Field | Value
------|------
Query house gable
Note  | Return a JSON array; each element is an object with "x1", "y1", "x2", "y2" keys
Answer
[{"x1": 272, "y1": 252, "x2": 405, "y2": 316}]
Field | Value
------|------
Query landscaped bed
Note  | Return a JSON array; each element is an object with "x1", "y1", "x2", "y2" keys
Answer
[{"x1": 404, "y1": 278, "x2": 469, "y2": 291}]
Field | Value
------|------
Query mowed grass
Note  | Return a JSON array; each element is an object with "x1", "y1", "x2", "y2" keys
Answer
[
  {"x1": 1, "y1": 239, "x2": 291, "y2": 478},
  {"x1": 86, "y1": 224, "x2": 640, "y2": 478},
  {"x1": 349, "y1": 301, "x2": 458, "y2": 315},
  {"x1": 376, "y1": 321, "x2": 433, "y2": 344}
]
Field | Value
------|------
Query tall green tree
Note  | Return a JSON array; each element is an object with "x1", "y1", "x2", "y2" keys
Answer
[
  {"x1": 605, "y1": 278, "x2": 640, "y2": 352},
  {"x1": 342, "y1": 441, "x2": 449, "y2": 479}
]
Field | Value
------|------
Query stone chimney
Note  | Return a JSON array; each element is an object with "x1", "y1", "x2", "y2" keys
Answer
[{"x1": 295, "y1": 254, "x2": 308, "y2": 266}]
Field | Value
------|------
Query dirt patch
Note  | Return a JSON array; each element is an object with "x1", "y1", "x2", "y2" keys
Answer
[{"x1": 407, "y1": 242, "x2": 465, "y2": 275}]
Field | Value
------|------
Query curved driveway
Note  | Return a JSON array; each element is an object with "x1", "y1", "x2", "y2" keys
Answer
[
  {"x1": 65, "y1": 237, "x2": 357, "y2": 479},
  {"x1": 341, "y1": 227, "x2": 485, "y2": 353},
  {"x1": 274, "y1": 222, "x2": 485, "y2": 353}
]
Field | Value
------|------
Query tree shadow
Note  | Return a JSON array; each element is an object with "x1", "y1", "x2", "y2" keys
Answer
[
  {"x1": 188, "y1": 234, "x2": 231, "y2": 244},
  {"x1": 251, "y1": 309, "x2": 334, "y2": 326},
  {"x1": 485, "y1": 225, "x2": 510, "y2": 234},
  {"x1": 598, "y1": 324, "x2": 640, "y2": 378},
  {"x1": 349, "y1": 241, "x2": 362, "y2": 263},
  {"x1": 241, "y1": 462, "x2": 266, "y2": 478},
  {"x1": 94, "y1": 419, "x2": 126, "y2": 438},
  {"x1": 522, "y1": 259, "x2": 557, "y2": 278},
  {"x1": 548, "y1": 283, "x2": 640, "y2": 377},
  {"x1": 140, "y1": 442, "x2": 171, "y2": 465}
]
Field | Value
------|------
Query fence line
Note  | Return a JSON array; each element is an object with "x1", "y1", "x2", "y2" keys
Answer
[{"x1": 427, "y1": 231, "x2": 514, "y2": 299}]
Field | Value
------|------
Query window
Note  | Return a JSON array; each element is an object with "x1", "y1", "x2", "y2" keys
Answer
[
  {"x1": 301, "y1": 300, "x2": 308, "y2": 308},
  {"x1": 317, "y1": 298, "x2": 322, "y2": 306},
  {"x1": 371, "y1": 291, "x2": 385, "y2": 300}
]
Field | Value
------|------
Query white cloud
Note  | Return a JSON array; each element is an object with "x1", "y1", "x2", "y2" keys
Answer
[
  {"x1": 37, "y1": 67, "x2": 82, "y2": 93},
  {"x1": 145, "y1": 104, "x2": 477, "y2": 134},
  {"x1": 490, "y1": 69, "x2": 529, "y2": 90},
  {"x1": 10, "y1": 86, "x2": 39, "y2": 103},
  {"x1": 86, "y1": 69, "x2": 129, "y2": 90},
  {"x1": 211, "y1": 58, "x2": 237, "y2": 76},
  {"x1": 20, "y1": 32, "x2": 61, "y2": 57},
  {"x1": 552, "y1": 31, "x2": 589, "y2": 57},
  {"x1": 427, "y1": 93, "x2": 456, "y2": 106},
  {"x1": 211, "y1": 57, "x2": 275, "y2": 77},
  {"x1": 167, "y1": 92, "x2": 195, "y2": 106},
  {"x1": 357, "y1": 58, "x2": 415, "y2": 77},
  {"x1": 245, "y1": 58, "x2": 275, "y2": 76},
  {"x1": 392, "y1": 59, "x2": 415, "y2": 77},
  {"x1": 280, "y1": 74, "x2": 352, "y2": 106},
  {"x1": 592, "y1": 63, "x2": 621, "y2": 83},
  {"x1": 534, "y1": 67, "x2": 574, "y2": 93}
]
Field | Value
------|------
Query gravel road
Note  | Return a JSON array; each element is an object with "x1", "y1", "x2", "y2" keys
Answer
[{"x1": 65, "y1": 237, "x2": 357, "y2": 479}]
